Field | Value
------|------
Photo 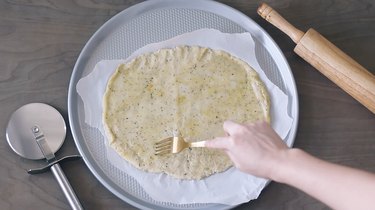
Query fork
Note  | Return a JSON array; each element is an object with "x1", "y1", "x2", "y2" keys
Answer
[{"x1": 154, "y1": 136, "x2": 206, "y2": 155}]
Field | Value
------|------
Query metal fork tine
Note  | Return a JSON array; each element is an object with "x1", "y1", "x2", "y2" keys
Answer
[
  {"x1": 154, "y1": 142, "x2": 173, "y2": 149},
  {"x1": 154, "y1": 143, "x2": 172, "y2": 152},
  {"x1": 154, "y1": 138, "x2": 173, "y2": 148},
  {"x1": 155, "y1": 137, "x2": 173, "y2": 144},
  {"x1": 154, "y1": 136, "x2": 206, "y2": 155},
  {"x1": 154, "y1": 137, "x2": 175, "y2": 155},
  {"x1": 154, "y1": 145, "x2": 172, "y2": 155},
  {"x1": 154, "y1": 140, "x2": 172, "y2": 149},
  {"x1": 155, "y1": 149, "x2": 170, "y2": 155}
]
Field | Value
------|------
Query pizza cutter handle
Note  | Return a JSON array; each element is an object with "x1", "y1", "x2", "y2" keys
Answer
[{"x1": 51, "y1": 164, "x2": 83, "y2": 210}]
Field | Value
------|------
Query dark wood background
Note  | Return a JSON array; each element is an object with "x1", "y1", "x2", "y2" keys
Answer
[{"x1": 1, "y1": 0, "x2": 375, "y2": 209}]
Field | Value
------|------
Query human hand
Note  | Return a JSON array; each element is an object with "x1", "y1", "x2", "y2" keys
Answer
[
  {"x1": 205, "y1": 120, "x2": 289, "y2": 179},
  {"x1": 206, "y1": 123, "x2": 375, "y2": 210}
]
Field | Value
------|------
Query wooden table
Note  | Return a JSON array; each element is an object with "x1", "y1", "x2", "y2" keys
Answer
[{"x1": 1, "y1": 0, "x2": 374, "y2": 209}]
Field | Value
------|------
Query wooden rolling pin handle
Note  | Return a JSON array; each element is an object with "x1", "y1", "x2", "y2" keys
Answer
[
  {"x1": 257, "y1": 3, "x2": 304, "y2": 43},
  {"x1": 258, "y1": 3, "x2": 375, "y2": 114}
]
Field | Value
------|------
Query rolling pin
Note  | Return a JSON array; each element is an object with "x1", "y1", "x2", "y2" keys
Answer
[{"x1": 258, "y1": 3, "x2": 375, "y2": 114}]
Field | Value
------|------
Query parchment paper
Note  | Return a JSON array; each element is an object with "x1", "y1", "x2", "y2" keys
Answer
[{"x1": 76, "y1": 29, "x2": 293, "y2": 205}]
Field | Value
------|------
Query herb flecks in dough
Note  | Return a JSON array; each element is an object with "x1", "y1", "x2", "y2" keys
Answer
[{"x1": 103, "y1": 46, "x2": 270, "y2": 179}]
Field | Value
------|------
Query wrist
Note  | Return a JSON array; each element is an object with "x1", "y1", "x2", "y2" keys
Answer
[{"x1": 270, "y1": 148, "x2": 305, "y2": 183}]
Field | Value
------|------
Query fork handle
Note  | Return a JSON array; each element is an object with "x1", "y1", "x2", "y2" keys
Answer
[{"x1": 190, "y1": 141, "x2": 206, "y2": 147}]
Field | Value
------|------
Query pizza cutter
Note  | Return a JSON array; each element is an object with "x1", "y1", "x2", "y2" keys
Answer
[{"x1": 6, "y1": 103, "x2": 83, "y2": 210}]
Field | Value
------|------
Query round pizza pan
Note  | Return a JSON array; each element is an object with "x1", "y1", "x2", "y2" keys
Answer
[{"x1": 68, "y1": 0, "x2": 299, "y2": 209}]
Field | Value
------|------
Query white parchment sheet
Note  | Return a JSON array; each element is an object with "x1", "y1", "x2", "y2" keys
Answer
[{"x1": 77, "y1": 29, "x2": 293, "y2": 205}]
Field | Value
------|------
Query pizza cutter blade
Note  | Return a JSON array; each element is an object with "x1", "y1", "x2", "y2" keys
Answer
[{"x1": 6, "y1": 103, "x2": 83, "y2": 210}]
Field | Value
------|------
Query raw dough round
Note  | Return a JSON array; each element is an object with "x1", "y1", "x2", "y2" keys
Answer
[{"x1": 103, "y1": 46, "x2": 270, "y2": 179}]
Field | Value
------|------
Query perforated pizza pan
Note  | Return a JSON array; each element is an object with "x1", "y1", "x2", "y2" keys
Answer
[{"x1": 68, "y1": 0, "x2": 299, "y2": 209}]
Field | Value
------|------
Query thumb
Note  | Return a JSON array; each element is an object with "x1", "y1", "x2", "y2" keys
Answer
[{"x1": 205, "y1": 137, "x2": 230, "y2": 149}]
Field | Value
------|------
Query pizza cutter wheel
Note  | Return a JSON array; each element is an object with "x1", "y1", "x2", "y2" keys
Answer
[{"x1": 6, "y1": 103, "x2": 83, "y2": 210}]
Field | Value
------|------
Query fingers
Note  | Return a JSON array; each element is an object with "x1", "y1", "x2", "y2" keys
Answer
[
  {"x1": 205, "y1": 137, "x2": 230, "y2": 149},
  {"x1": 206, "y1": 120, "x2": 270, "y2": 150},
  {"x1": 207, "y1": 121, "x2": 247, "y2": 149},
  {"x1": 223, "y1": 120, "x2": 243, "y2": 135}
]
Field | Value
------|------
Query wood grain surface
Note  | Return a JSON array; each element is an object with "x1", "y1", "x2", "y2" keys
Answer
[{"x1": 1, "y1": 0, "x2": 375, "y2": 209}]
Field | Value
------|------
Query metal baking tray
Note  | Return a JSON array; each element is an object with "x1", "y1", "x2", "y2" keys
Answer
[{"x1": 68, "y1": 0, "x2": 299, "y2": 209}]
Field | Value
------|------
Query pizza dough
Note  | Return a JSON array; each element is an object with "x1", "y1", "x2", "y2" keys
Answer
[{"x1": 103, "y1": 46, "x2": 270, "y2": 179}]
